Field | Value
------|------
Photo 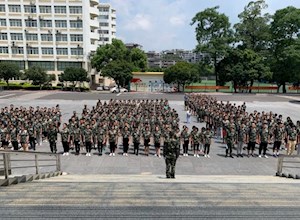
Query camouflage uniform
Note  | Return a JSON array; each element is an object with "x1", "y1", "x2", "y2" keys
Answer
[
  {"x1": 163, "y1": 134, "x2": 180, "y2": 178},
  {"x1": 225, "y1": 129, "x2": 235, "y2": 157},
  {"x1": 60, "y1": 127, "x2": 70, "y2": 153},
  {"x1": 83, "y1": 128, "x2": 93, "y2": 153},
  {"x1": 132, "y1": 128, "x2": 140, "y2": 155},
  {"x1": 47, "y1": 126, "x2": 58, "y2": 153},
  {"x1": 259, "y1": 127, "x2": 269, "y2": 156}
]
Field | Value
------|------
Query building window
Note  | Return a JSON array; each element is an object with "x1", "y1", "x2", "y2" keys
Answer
[
  {"x1": 99, "y1": 7, "x2": 109, "y2": 12},
  {"x1": 25, "y1": 33, "x2": 38, "y2": 41},
  {"x1": 27, "y1": 47, "x2": 39, "y2": 54},
  {"x1": 42, "y1": 47, "x2": 54, "y2": 55},
  {"x1": 25, "y1": 19, "x2": 37, "y2": 27},
  {"x1": 11, "y1": 33, "x2": 23, "y2": 41},
  {"x1": 55, "y1": 20, "x2": 67, "y2": 28},
  {"x1": 69, "y1": 6, "x2": 82, "y2": 14},
  {"x1": 100, "y1": 22, "x2": 109, "y2": 27},
  {"x1": 28, "y1": 61, "x2": 55, "y2": 71},
  {"x1": 71, "y1": 48, "x2": 83, "y2": 55},
  {"x1": 54, "y1": 6, "x2": 66, "y2": 14},
  {"x1": 99, "y1": 37, "x2": 109, "y2": 42},
  {"x1": 12, "y1": 47, "x2": 24, "y2": 54},
  {"x1": 56, "y1": 34, "x2": 68, "y2": 42},
  {"x1": 0, "y1": 18, "x2": 6, "y2": 26},
  {"x1": 0, "y1": 5, "x2": 5, "y2": 12},
  {"x1": 39, "y1": 6, "x2": 51, "y2": 14},
  {"x1": 24, "y1": 5, "x2": 37, "y2": 13},
  {"x1": 40, "y1": 20, "x2": 52, "y2": 28},
  {"x1": 0, "y1": 46, "x2": 9, "y2": 54},
  {"x1": 57, "y1": 61, "x2": 82, "y2": 71},
  {"x1": 56, "y1": 48, "x2": 68, "y2": 55},
  {"x1": 98, "y1": 30, "x2": 109, "y2": 34},
  {"x1": 99, "y1": 15, "x2": 109, "y2": 20},
  {"x1": 9, "y1": 19, "x2": 22, "y2": 27},
  {"x1": 41, "y1": 34, "x2": 53, "y2": 41},
  {"x1": 70, "y1": 20, "x2": 83, "y2": 28},
  {"x1": 70, "y1": 34, "x2": 83, "y2": 42},
  {"x1": 8, "y1": 5, "x2": 21, "y2": 13},
  {"x1": 0, "y1": 33, "x2": 7, "y2": 40}
]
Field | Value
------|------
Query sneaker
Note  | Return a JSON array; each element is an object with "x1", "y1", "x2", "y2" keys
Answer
[
  {"x1": 86, "y1": 153, "x2": 89, "y2": 156},
  {"x1": 194, "y1": 154, "x2": 196, "y2": 157},
  {"x1": 63, "y1": 153, "x2": 66, "y2": 156},
  {"x1": 207, "y1": 155, "x2": 210, "y2": 158},
  {"x1": 197, "y1": 154, "x2": 200, "y2": 158},
  {"x1": 154, "y1": 154, "x2": 157, "y2": 157},
  {"x1": 276, "y1": 152, "x2": 280, "y2": 156},
  {"x1": 123, "y1": 153, "x2": 125, "y2": 156},
  {"x1": 204, "y1": 154, "x2": 207, "y2": 158},
  {"x1": 113, "y1": 153, "x2": 115, "y2": 157},
  {"x1": 259, "y1": 155, "x2": 262, "y2": 158},
  {"x1": 186, "y1": 154, "x2": 188, "y2": 157},
  {"x1": 264, "y1": 155, "x2": 268, "y2": 158},
  {"x1": 109, "y1": 153, "x2": 112, "y2": 157},
  {"x1": 158, "y1": 155, "x2": 161, "y2": 158},
  {"x1": 66, "y1": 152, "x2": 69, "y2": 156},
  {"x1": 125, "y1": 153, "x2": 128, "y2": 156}
]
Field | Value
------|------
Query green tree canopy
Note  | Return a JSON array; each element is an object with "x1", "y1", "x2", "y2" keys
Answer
[
  {"x1": 217, "y1": 49, "x2": 271, "y2": 92},
  {"x1": 128, "y1": 48, "x2": 148, "y2": 71},
  {"x1": 24, "y1": 66, "x2": 50, "y2": 89},
  {"x1": 0, "y1": 62, "x2": 20, "y2": 87},
  {"x1": 164, "y1": 62, "x2": 200, "y2": 92},
  {"x1": 191, "y1": 6, "x2": 233, "y2": 88},
  {"x1": 270, "y1": 6, "x2": 300, "y2": 92},
  {"x1": 101, "y1": 60, "x2": 134, "y2": 88},
  {"x1": 234, "y1": 0, "x2": 271, "y2": 53},
  {"x1": 61, "y1": 67, "x2": 88, "y2": 90}
]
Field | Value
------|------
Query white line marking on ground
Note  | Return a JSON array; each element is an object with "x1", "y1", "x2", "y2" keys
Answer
[{"x1": 0, "y1": 94, "x2": 15, "y2": 98}]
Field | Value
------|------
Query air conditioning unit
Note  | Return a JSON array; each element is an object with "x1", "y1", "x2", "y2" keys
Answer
[
  {"x1": 26, "y1": 43, "x2": 31, "y2": 48},
  {"x1": 11, "y1": 41, "x2": 16, "y2": 47},
  {"x1": 39, "y1": 16, "x2": 43, "y2": 20},
  {"x1": 56, "y1": 30, "x2": 61, "y2": 34},
  {"x1": 48, "y1": 30, "x2": 52, "y2": 34},
  {"x1": 77, "y1": 16, "x2": 82, "y2": 20}
]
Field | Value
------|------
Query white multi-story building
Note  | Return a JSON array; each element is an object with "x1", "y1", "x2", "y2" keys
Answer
[
  {"x1": 98, "y1": 3, "x2": 116, "y2": 46},
  {"x1": 0, "y1": 0, "x2": 100, "y2": 82}
]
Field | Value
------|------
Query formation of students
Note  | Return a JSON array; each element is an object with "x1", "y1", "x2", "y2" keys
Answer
[
  {"x1": 1, "y1": 95, "x2": 299, "y2": 158},
  {"x1": 186, "y1": 94, "x2": 300, "y2": 158}
]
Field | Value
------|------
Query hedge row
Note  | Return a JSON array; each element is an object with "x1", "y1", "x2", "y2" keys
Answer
[{"x1": 1, "y1": 84, "x2": 89, "y2": 92}]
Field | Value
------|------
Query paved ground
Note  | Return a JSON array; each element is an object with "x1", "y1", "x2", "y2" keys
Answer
[{"x1": 0, "y1": 90, "x2": 300, "y2": 178}]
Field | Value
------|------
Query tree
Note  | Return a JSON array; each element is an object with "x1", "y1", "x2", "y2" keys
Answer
[
  {"x1": 61, "y1": 67, "x2": 88, "y2": 91},
  {"x1": 217, "y1": 49, "x2": 271, "y2": 93},
  {"x1": 24, "y1": 66, "x2": 49, "y2": 90},
  {"x1": 164, "y1": 62, "x2": 200, "y2": 92},
  {"x1": 128, "y1": 48, "x2": 148, "y2": 71},
  {"x1": 191, "y1": 6, "x2": 233, "y2": 89},
  {"x1": 270, "y1": 6, "x2": 300, "y2": 93},
  {"x1": 0, "y1": 62, "x2": 20, "y2": 87},
  {"x1": 101, "y1": 60, "x2": 134, "y2": 88},
  {"x1": 234, "y1": 0, "x2": 271, "y2": 53},
  {"x1": 91, "y1": 39, "x2": 147, "y2": 72}
]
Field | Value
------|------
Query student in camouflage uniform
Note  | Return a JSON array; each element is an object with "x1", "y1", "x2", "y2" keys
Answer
[
  {"x1": 287, "y1": 125, "x2": 297, "y2": 155},
  {"x1": 122, "y1": 126, "x2": 130, "y2": 156},
  {"x1": 153, "y1": 125, "x2": 162, "y2": 157},
  {"x1": 47, "y1": 123, "x2": 58, "y2": 153},
  {"x1": 108, "y1": 126, "x2": 118, "y2": 157},
  {"x1": 0, "y1": 124, "x2": 9, "y2": 149},
  {"x1": 273, "y1": 122, "x2": 285, "y2": 157},
  {"x1": 132, "y1": 127, "x2": 140, "y2": 156},
  {"x1": 236, "y1": 123, "x2": 246, "y2": 157},
  {"x1": 203, "y1": 127, "x2": 213, "y2": 158},
  {"x1": 181, "y1": 126, "x2": 190, "y2": 156},
  {"x1": 10, "y1": 124, "x2": 19, "y2": 151},
  {"x1": 258, "y1": 122, "x2": 269, "y2": 158},
  {"x1": 247, "y1": 122, "x2": 258, "y2": 157},
  {"x1": 28, "y1": 122, "x2": 36, "y2": 151},
  {"x1": 190, "y1": 126, "x2": 200, "y2": 157},
  {"x1": 18, "y1": 125, "x2": 29, "y2": 151},
  {"x1": 73, "y1": 124, "x2": 81, "y2": 155},
  {"x1": 83, "y1": 124, "x2": 93, "y2": 157},
  {"x1": 143, "y1": 126, "x2": 151, "y2": 156},
  {"x1": 225, "y1": 127, "x2": 235, "y2": 158},
  {"x1": 163, "y1": 131, "x2": 180, "y2": 179},
  {"x1": 95, "y1": 122, "x2": 106, "y2": 156},
  {"x1": 60, "y1": 123, "x2": 70, "y2": 156}
]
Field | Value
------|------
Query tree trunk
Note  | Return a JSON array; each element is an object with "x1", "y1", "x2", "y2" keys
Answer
[
  {"x1": 282, "y1": 82, "x2": 286, "y2": 93},
  {"x1": 249, "y1": 80, "x2": 254, "y2": 93},
  {"x1": 277, "y1": 84, "x2": 281, "y2": 93},
  {"x1": 233, "y1": 81, "x2": 237, "y2": 93},
  {"x1": 214, "y1": 53, "x2": 218, "y2": 92},
  {"x1": 177, "y1": 82, "x2": 180, "y2": 92},
  {"x1": 39, "y1": 84, "x2": 42, "y2": 90},
  {"x1": 6, "y1": 80, "x2": 9, "y2": 90}
]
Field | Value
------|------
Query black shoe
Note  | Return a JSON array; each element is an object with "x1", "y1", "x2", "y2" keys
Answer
[
  {"x1": 225, "y1": 155, "x2": 228, "y2": 158},
  {"x1": 99, "y1": 153, "x2": 102, "y2": 156},
  {"x1": 230, "y1": 155, "x2": 234, "y2": 158},
  {"x1": 240, "y1": 154, "x2": 244, "y2": 158},
  {"x1": 166, "y1": 176, "x2": 170, "y2": 179},
  {"x1": 171, "y1": 176, "x2": 175, "y2": 179}
]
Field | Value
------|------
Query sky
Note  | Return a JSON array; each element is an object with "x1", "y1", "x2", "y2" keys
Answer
[{"x1": 100, "y1": 0, "x2": 300, "y2": 52}]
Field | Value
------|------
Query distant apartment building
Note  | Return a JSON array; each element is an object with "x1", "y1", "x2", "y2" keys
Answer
[
  {"x1": 146, "y1": 49, "x2": 211, "y2": 69},
  {"x1": 0, "y1": 0, "x2": 101, "y2": 82},
  {"x1": 98, "y1": 3, "x2": 116, "y2": 46}
]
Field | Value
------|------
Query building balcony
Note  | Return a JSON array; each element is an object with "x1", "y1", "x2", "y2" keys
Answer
[
  {"x1": 89, "y1": 7, "x2": 99, "y2": 17},
  {"x1": 90, "y1": 0, "x2": 99, "y2": 6},
  {"x1": 90, "y1": 31, "x2": 99, "y2": 40},
  {"x1": 89, "y1": 19, "x2": 99, "y2": 28},
  {"x1": 90, "y1": 44, "x2": 98, "y2": 52}
]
